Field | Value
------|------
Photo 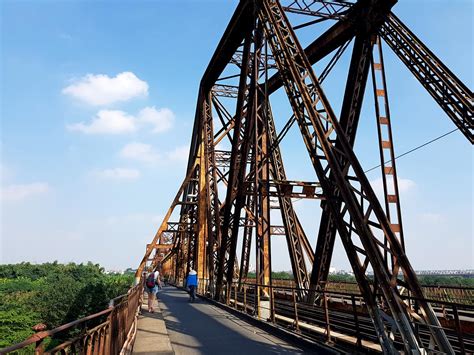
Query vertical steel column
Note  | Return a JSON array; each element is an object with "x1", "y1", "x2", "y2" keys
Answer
[
  {"x1": 309, "y1": 32, "x2": 374, "y2": 302},
  {"x1": 197, "y1": 134, "x2": 208, "y2": 284},
  {"x1": 238, "y1": 167, "x2": 256, "y2": 288},
  {"x1": 256, "y1": 103, "x2": 272, "y2": 298},
  {"x1": 185, "y1": 174, "x2": 199, "y2": 275},
  {"x1": 370, "y1": 35, "x2": 405, "y2": 268},
  {"x1": 215, "y1": 30, "x2": 256, "y2": 300},
  {"x1": 266, "y1": 106, "x2": 311, "y2": 297},
  {"x1": 202, "y1": 92, "x2": 221, "y2": 293},
  {"x1": 254, "y1": 24, "x2": 271, "y2": 301}
]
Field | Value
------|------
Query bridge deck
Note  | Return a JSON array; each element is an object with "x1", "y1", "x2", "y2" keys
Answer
[
  {"x1": 133, "y1": 296, "x2": 173, "y2": 354},
  {"x1": 145, "y1": 286, "x2": 309, "y2": 354}
]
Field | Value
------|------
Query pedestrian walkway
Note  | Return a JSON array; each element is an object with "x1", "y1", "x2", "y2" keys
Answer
[
  {"x1": 133, "y1": 296, "x2": 173, "y2": 354},
  {"x1": 157, "y1": 286, "x2": 306, "y2": 355}
]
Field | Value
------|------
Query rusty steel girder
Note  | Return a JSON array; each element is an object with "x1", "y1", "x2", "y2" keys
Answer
[
  {"x1": 258, "y1": 0, "x2": 452, "y2": 352},
  {"x1": 381, "y1": 13, "x2": 473, "y2": 143},
  {"x1": 140, "y1": 0, "x2": 471, "y2": 353}
]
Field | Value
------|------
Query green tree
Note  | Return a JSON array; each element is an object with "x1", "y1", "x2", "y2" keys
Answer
[{"x1": 0, "y1": 262, "x2": 133, "y2": 350}]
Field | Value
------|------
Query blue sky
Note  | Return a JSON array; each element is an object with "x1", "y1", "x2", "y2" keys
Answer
[{"x1": 1, "y1": 0, "x2": 472, "y2": 272}]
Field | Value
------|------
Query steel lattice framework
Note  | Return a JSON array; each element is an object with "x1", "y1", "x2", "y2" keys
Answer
[{"x1": 136, "y1": 1, "x2": 473, "y2": 353}]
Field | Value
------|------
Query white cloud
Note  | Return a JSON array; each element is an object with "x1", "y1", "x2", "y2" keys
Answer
[
  {"x1": 67, "y1": 110, "x2": 137, "y2": 134},
  {"x1": 92, "y1": 168, "x2": 141, "y2": 181},
  {"x1": 62, "y1": 72, "x2": 148, "y2": 106},
  {"x1": 1, "y1": 182, "x2": 50, "y2": 202},
  {"x1": 67, "y1": 106, "x2": 175, "y2": 135},
  {"x1": 138, "y1": 107, "x2": 174, "y2": 133},
  {"x1": 119, "y1": 143, "x2": 189, "y2": 165},
  {"x1": 120, "y1": 142, "x2": 160, "y2": 163}
]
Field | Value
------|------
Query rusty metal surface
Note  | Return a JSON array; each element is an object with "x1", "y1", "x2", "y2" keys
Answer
[
  {"x1": 381, "y1": 13, "x2": 473, "y2": 143},
  {"x1": 147, "y1": 0, "x2": 471, "y2": 353}
]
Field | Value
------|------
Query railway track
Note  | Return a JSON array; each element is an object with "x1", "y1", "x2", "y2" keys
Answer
[
  {"x1": 273, "y1": 297, "x2": 474, "y2": 354},
  {"x1": 227, "y1": 284, "x2": 474, "y2": 354}
]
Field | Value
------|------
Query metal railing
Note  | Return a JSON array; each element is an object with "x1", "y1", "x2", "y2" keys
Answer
[
  {"x1": 0, "y1": 283, "x2": 143, "y2": 355},
  {"x1": 258, "y1": 278, "x2": 474, "y2": 305},
  {"x1": 172, "y1": 277, "x2": 474, "y2": 354}
]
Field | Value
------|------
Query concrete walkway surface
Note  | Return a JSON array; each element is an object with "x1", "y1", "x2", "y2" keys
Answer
[
  {"x1": 133, "y1": 295, "x2": 174, "y2": 355},
  {"x1": 157, "y1": 286, "x2": 306, "y2": 355}
]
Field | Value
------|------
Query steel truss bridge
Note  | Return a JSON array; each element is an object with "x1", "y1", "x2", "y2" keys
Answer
[
  {"x1": 2, "y1": 0, "x2": 472, "y2": 354},
  {"x1": 136, "y1": 0, "x2": 472, "y2": 353}
]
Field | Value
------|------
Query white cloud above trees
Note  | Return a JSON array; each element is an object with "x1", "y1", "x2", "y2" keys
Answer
[
  {"x1": 67, "y1": 110, "x2": 137, "y2": 134},
  {"x1": 137, "y1": 107, "x2": 174, "y2": 133},
  {"x1": 62, "y1": 72, "x2": 148, "y2": 106},
  {"x1": 119, "y1": 143, "x2": 189, "y2": 164},
  {"x1": 67, "y1": 107, "x2": 174, "y2": 135}
]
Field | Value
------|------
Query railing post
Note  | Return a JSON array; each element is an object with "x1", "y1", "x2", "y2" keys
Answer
[
  {"x1": 323, "y1": 290, "x2": 331, "y2": 343},
  {"x1": 105, "y1": 310, "x2": 113, "y2": 355},
  {"x1": 118, "y1": 303, "x2": 124, "y2": 350},
  {"x1": 81, "y1": 322, "x2": 88, "y2": 353},
  {"x1": 86, "y1": 334, "x2": 93, "y2": 355},
  {"x1": 351, "y1": 295, "x2": 362, "y2": 348},
  {"x1": 226, "y1": 284, "x2": 231, "y2": 305},
  {"x1": 244, "y1": 285, "x2": 247, "y2": 313},
  {"x1": 271, "y1": 286, "x2": 275, "y2": 323},
  {"x1": 234, "y1": 284, "x2": 238, "y2": 309},
  {"x1": 34, "y1": 339, "x2": 44, "y2": 355},
  {"x1": 452, "y1": 304, "x2": 466, "y2": 354},
  {"x1": 98, "y1": 327, "x2": 106, "y2": 355},
  {"x1": 292, "y1": 288, "x2": 299, "y2": 331}
]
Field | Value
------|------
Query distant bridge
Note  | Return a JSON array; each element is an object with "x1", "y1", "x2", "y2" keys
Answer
[
  {"x1": 365, "y1": 269, "x2": 474, "y2": 277},
  {"x1": 415, "y1": 270, "x2": 474, "y2": 277}
]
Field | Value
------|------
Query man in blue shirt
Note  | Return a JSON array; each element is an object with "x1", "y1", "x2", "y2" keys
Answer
[{"x1": 186, "y1": 269, "x2": 198, "y2": 302}]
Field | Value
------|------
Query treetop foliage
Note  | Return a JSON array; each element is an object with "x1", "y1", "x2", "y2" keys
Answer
[{"x1": 0, "y1": 262, "x2": 133, "y2": 351}]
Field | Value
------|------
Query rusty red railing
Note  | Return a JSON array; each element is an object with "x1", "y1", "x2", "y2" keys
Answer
[{"x1": 0, "y1": 282, "x2": 143, "y2": 355}]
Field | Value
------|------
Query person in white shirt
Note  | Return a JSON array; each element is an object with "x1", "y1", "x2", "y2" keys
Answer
[{"x1": 144, "y1": 269, "x2": 160, "y2": 312}]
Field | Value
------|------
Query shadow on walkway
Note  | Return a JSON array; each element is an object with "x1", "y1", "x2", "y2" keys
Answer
[
  {"x1": 157, "y1": 286, "x2": 310, "y2": 355},
  {"x1": 133, "y1": 297, "x2": 174, "y2": 355}
]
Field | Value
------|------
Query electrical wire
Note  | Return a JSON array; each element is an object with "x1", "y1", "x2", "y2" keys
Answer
[
  {"x1": 289, "y1": 127, "x2": 460, "y2": 204},
  {"x1": 364, "y1": 128, "x2": 459, "y2": 173}
]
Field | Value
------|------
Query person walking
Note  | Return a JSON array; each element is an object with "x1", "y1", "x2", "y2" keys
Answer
[
  {"x1": 144, "y1": 268, "x2": 160, "y2": 312},
  {"x1": 186, "y1": 269, "x2": 198, "y2": 302}
]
